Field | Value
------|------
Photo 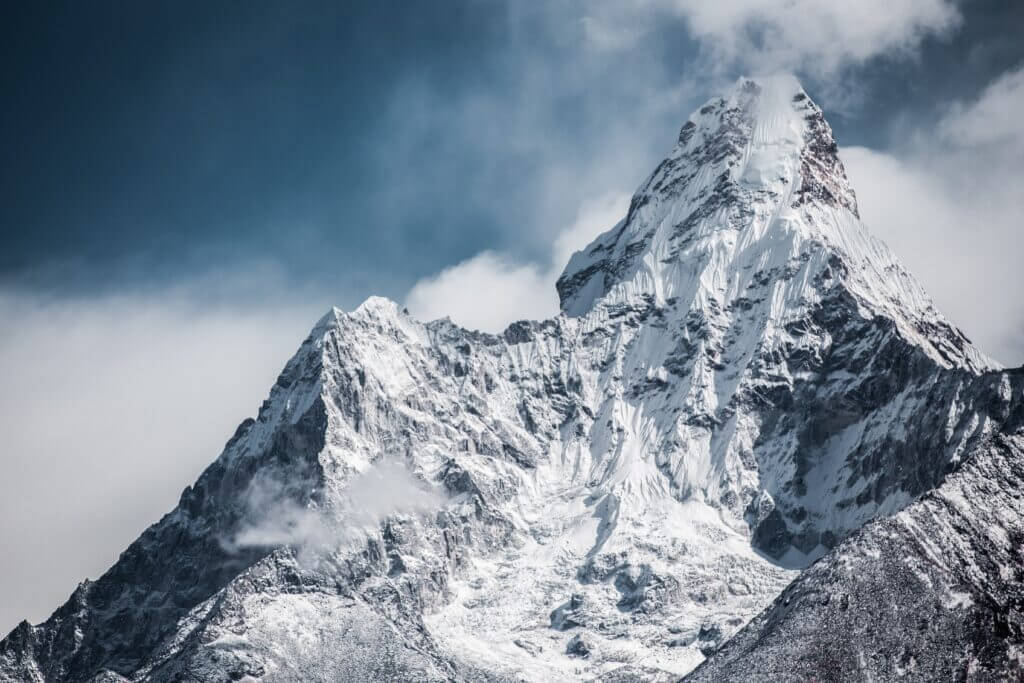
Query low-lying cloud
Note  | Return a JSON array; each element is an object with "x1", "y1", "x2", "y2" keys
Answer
[
  {"x1": 405, "y1": 192, "x2": 630, "y2": 332},
  {"x1": 226, "y1": 459, "x2": 446, "y2": 564},
  {"x1": 0, "y1": 280, "x2": 325, "y2": 634}
]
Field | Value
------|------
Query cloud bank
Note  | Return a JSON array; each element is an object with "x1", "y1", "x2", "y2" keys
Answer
[
  {"x1": 842, "y1": 64, "x2": 1024, "y2": 365},
  {"x1": 405, "y1": 192, "x2": 630, "y2": 332},
  {"x1": 0, "y1": 282, "x2": 324, "y2": 633}
]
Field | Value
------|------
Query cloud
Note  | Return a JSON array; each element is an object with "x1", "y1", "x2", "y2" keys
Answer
[
  {"x1": 579, "y1": 14, "x2": 647, "y2": 51},
  {"x1": 685, "y1": 0, "x2": 959, "y2": 70},
  {"x1": 581, "y1": 0, "x2": 960, "y2": 78},
  {"x1": 939, "y1": 65, "x2": 1024, "y2": 152},
  {"x1": 841, "y1": 66, "x2": 1024, "y2": 366},
  {"x1": 226, "y1": 460, "x2": 445, "y2": 564},
  {"x1": 405, "y1": 252, "x2": 554, "y2": 332},
  {"x1": 0, "y1": 281, "x2": 325, "y2": 634},
  {"x1": 404, "y1": 192, "x2": 630, "y2": 332}
]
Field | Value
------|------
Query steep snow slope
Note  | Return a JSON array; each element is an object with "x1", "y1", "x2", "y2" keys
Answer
[{"x1": 1, "y1": 76, "x2": 1018, "y2": 682}]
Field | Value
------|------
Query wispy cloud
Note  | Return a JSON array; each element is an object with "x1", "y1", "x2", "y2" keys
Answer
[
  {"x1": 939, "y1": 65, "x2": 1024, "y2": 152},
  {"x1": 225, "y1": 459, "x2": 446, "y2": 564},
  {"x1": 581, "y1": 0, "x2": 961, "y2": 78}
]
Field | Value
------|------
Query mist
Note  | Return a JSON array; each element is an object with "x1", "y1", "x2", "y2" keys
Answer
[
  {"x1": 226, "y1": 459, "x2": 447, "y2": 564},
  {"x1": 0, "y1": 281, "x2": 324, "y2": 634}
]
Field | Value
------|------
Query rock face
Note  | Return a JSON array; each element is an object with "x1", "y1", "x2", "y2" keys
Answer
[
  {"x1": 688, "y1": 371, "x2": 1024, "y2": 682},
  {"x1": 2, "y1": 75, "x2": 1020, "y2": 682}
]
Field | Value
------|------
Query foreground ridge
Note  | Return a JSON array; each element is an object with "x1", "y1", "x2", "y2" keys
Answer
[
  {"x1": 689, "y1": 369, "x2": 1024, "y2": 681},
  {"x1": 2, "y1": 76, "x2": 1021, "y2": 682}
]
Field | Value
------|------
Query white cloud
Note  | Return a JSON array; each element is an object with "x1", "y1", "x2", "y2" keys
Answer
[
  {"x1": 841, "y1": 68, "x2": 1024, "y2": 366},
  {"x1": 939, "y1": 65, "x2": 1024, "y2": 152},
  {"x1": 582, "y1": 0, "x2": 960, "y2": 77},
  {"x1": 685, "y1": 0, "x2": 959, "y2": 69},
  {"x1": 580, "y1": 15, "x2": 646, "y2": 51},
  {"x1": 226, "y1": 460, "x2": 444, "y2": 566},
  {"x1": 404, "y1": 252, "x2": 555, "y2": 332},
  {"x1": 0, "y1": 284, "x2": 324, "y2": 633},
  {"x1": 404, "y1": 192, "x2": 630, "y2": 332}
]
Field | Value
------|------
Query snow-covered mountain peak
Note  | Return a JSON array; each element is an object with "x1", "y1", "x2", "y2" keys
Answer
[
  {"x1": 556, "y1": 74, "x2": 991, "y2": 371},
  {"x1": 675, "y1": 74, "x2": 856, "y2": 213},
  {"x1": 353, "y1": 295, "x2": 401, "y2": 317},
  {"x1": 310, "y1": 305, "x2": 345, "y2": 336},
  {"x1": 682, "y1": 74, "x2": 808, "y2": 163},
  {"x1": 556, "y1": 75, "x2": 857, "y2": 317},
  {"x1": 2, "y1": 78, "x2": 1018, "y2": 683}
]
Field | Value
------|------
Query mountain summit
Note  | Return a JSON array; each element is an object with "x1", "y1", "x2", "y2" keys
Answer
[
  {"x1": 559, "y1": 75, "x2": 990, "y2": 370},
  {"x1": 559, "y1": 74, "x2": 858, "y2": 314},
  {"x1": 3, "y1": 77, "x2": 1022, "y2": 682}
]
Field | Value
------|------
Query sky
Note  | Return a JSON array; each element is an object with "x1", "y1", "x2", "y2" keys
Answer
[{"x1": 1, "y1": 0, "x2": 1023, "y2": 634}]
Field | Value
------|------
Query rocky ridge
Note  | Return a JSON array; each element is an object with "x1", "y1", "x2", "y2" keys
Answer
[{"x1": 689, "y1": 370, "x2": 1024, "y2": 681}]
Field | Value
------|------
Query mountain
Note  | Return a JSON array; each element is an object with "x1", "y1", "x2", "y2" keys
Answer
[
  {"x1": 2, "y1": 75, "x2": 1021, "y2": 682},
  {"x1": 688, "y1": 376, "x2": 1024, "y2": 681}
]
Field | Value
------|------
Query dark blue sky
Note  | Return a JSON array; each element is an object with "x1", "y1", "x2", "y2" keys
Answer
[{"x1": 3, "y1": 0, "x2": 1022, "y2": 307}]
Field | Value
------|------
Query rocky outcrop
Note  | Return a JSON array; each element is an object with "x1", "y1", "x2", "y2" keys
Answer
[{"x1": 688, "y1": 370, "x2": 1024, "y2": 682}]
